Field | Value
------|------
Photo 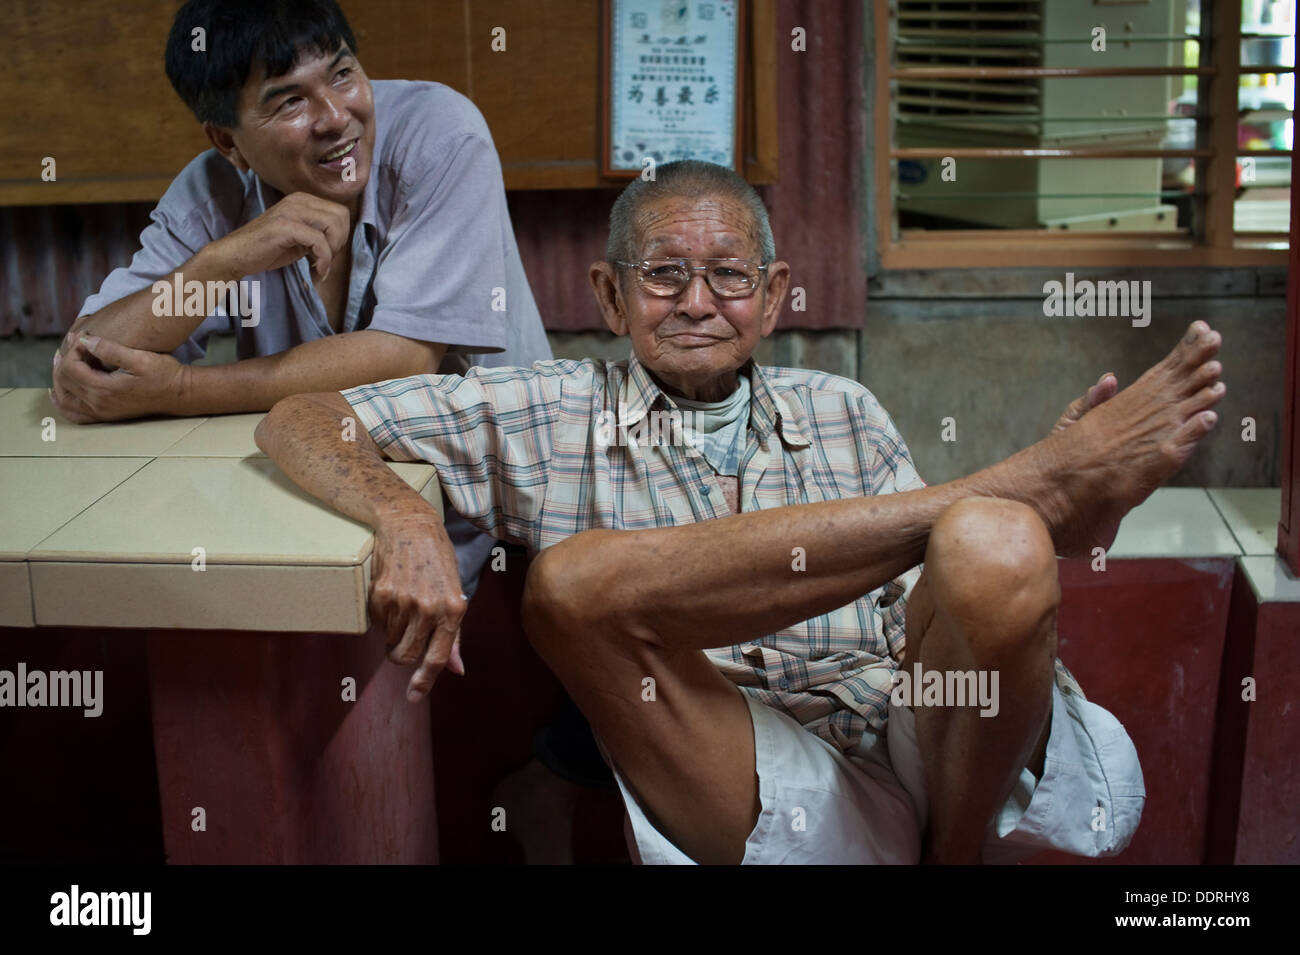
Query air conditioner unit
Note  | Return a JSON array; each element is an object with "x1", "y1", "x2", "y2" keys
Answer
[{"x1": 894, "y1": 0, "x2": 1187, "y2": 231}]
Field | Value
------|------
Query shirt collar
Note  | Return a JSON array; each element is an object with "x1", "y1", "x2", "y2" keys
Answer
[
  {"x1": 622, "y1": 349, "x2": 811, "y2": 450},
  {"x1": 357, "y1": 121, "x2": 381, "y2": 237}
]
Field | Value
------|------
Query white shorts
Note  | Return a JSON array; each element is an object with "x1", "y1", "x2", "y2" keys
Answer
[{"x1": 609, "y1": 661, "x2": 1146, "y2": 864}]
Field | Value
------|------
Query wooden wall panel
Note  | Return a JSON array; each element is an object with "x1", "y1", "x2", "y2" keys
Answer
[
  {"x1": 1, "y1": 1, "x2": 209, "y2": 204},
  {"x1": 0, "y1": 0, "x2": 775, "y2": 203},
  {"x1": 468, "y1": 2, "x2": 604, "y2": 188},
  {"x1": 346, "y1": 0, "x2": 469, "y2": 91}
]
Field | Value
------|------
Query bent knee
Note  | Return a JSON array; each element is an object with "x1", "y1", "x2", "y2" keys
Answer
[
  {"x1": 521, "y1": 529, "x2": 621, "y2": 648},
  {"x1": 926, "y1": 497, "x2": 1059, "y2": 628}
]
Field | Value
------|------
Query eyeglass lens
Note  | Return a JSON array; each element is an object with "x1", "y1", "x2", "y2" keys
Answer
[{"x1": 639, "y1": 260, "x2": 759, "y2": 297}]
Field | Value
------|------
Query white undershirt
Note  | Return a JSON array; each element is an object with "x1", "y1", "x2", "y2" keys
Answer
[{"x1": 672, "y1": 372, "x2": 752, "y2": 477}]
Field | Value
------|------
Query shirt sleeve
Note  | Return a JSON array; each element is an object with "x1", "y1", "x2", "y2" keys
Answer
[
  {"x1": 365, "y1": 121, "x2": 513, "y2": 354},
  {"x1": 77, "y1": 156, "x2": 238, "y2": 363},
  {"x1": 340, "y1": 364, "x2": 564, "y2": 548}
]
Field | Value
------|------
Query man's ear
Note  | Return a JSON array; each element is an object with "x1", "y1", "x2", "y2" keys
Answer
[
  {"x1": 759, "y1": 260, "x2": 791, "y2": 337},
  {"x1": 589, "y1": 262, "x2": 630, "y2": 336},
  {"x1": 204, "y1": 122, "x2": 249, "y2": 172}
]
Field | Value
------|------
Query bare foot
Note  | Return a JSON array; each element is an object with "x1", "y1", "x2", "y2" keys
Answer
[{"x1": 1043, "y1": 320, "x2": 1225, "y2": 556}]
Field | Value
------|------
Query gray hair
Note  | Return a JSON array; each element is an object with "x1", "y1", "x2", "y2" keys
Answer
[{"x1": 606, "y1": 160, "x2": 776, "y2": 266}]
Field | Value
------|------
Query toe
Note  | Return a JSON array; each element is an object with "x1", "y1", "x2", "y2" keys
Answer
[
  {"x1": 1167, "y1": 409, "x2": 1218, "y2": 466},
  {"x1": 1181, "y1": 381, "x2": 1227, "y2": 416},
  {"x1": 1168, "y1": 322, "x2": 1222, "y2": 374},
  {"x1": 1184, "y1": 360, "x2": 1223, "y2": 396}
]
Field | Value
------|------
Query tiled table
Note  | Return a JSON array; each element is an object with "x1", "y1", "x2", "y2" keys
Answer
[{"x1": 0, "y1": 390, "x2": 440, "y2": 863}]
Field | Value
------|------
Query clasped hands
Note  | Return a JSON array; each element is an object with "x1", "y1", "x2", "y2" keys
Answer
[{"x1": 51, "y1": 330, "x2": 189, "y2": 423}]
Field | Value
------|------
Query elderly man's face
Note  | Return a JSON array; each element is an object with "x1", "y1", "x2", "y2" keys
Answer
[
  {"x1": 206, "y1": 44, "x2": 375, "y2": 218},
  {"x1": 590, "y1": 195, "x2": 789, "y2": 401}
]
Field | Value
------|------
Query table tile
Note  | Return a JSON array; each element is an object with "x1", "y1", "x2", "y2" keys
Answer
[
  {"x1": 0, "y1": 457, "x2": 151, "y2": 626},
  {"x1": 30, "y1": 561, "x2": 372, "y2": 632},
  {"x1": 1207, "y1": 488, "x2": 1282, "y2": 556},
  {"x1": 1239, "y1": 555, "x2": 1300, "y2": 603},
  {"x1": 0, "y1": 563, "x2": 32, "y2": 627},
  {"x1": 0, "y1": 457, "x2": 151, "y2": 559},
  {"x1": 1109, "y1": 487, "x2": 1241, "y2": 558},
  {"x1": 159, "y1": 413, "x2": 267, "y2": 458},
  {"x1": 28, "y1": 457, "x2": 442, "y2": 632},
  {"x1": 0, "y1": 388, "x2": 204, "y2": 457},
  {"x1": 30, "y1": 457, "x2": 440, "y2": 564}
]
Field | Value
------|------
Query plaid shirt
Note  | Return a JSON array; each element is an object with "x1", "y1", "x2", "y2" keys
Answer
[{"x1": 342, "y1": 352, "x2": 928, "y2": 753}]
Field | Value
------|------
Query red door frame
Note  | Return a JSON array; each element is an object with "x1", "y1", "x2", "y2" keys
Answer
[{"x1": 1279, "y1": 153, "x2": 1300, "y2": 573}]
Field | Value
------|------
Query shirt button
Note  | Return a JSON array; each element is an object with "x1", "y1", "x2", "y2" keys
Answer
[
  {"x1": 700, "y1": 485, "x2": 711, "y2": 494},
  {"x1": 779, "y1": 677, "x2": 791, "y2": 690}
]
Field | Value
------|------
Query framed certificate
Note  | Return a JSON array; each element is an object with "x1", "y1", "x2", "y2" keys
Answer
[{"x1": 602, "y1": 0, "x2": 745, "y2": 178}]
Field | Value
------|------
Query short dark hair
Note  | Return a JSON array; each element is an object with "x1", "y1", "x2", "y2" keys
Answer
[{"x1": 165, "y1": 0, "x2": 359, "y2": 127}]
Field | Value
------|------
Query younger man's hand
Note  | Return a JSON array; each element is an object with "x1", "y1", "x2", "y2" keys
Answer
[{"x1": 207, "y1": 191, "x2": 350, "y2": 282}]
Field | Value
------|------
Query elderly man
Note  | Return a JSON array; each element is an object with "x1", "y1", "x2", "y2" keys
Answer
[
  {"x1": 51, "y1": 0, "x2": 550, "y2": 596},
  {"x1": 256, "y1": 160, "x2": 1225, "y2": 864}
]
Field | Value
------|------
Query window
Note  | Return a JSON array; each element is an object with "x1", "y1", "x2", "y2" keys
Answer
[{"x1": 874, "y1": 0, "x2": 1294, "y2": 267}]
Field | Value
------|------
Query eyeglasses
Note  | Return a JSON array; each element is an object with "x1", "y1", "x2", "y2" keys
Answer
[{"x1": 614, "y1": 258, "x2": 768, "y2": 299}]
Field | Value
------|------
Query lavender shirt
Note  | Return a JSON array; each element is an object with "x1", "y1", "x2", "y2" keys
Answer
[{"x1": 78, "y1": 79, "x2": 554, "y2": 592}]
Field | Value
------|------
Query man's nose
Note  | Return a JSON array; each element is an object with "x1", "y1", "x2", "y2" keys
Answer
[
  {"x1": 677, "y1": 271, "x2": 718, "y2": 317},
  {"x1": 313, "y1": 90, "x2": 349, "y2": 134}
]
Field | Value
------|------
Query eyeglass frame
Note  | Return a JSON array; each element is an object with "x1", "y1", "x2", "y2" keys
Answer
[{"x1": 612, "y1": 257, "x2": 771, "y2": 299}]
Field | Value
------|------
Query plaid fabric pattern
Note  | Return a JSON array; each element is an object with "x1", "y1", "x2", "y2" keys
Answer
[{"x1": 342, "y1": 351, "x2": 929, "y2": 752}]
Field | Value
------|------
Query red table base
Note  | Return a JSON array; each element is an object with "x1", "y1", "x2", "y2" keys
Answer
[{"x1": 145, "y1": 624, "x2": 437, "y2": 864}]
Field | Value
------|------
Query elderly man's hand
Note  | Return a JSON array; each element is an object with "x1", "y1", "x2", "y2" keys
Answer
[
  {"x1": 51, "y1": 334, "x2": 189, "y2": 423},
  {"x1": 371, "y1": 510, "x2": 468, "y2": 701}
]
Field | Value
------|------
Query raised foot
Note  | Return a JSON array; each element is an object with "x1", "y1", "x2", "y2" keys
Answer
[{"x1": 1046, "y1": 320, "x2": 1226, "y2": 557}]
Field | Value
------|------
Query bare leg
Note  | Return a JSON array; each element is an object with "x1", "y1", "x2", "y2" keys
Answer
[
  {"x1": 900, "y1": 498, "x2": 1058, "y2": 864},
  {"x1": 523, "y1": 571, "x2": 760, "y2": 864}
]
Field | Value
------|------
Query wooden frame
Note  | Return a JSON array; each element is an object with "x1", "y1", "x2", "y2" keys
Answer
[
  {"x1": 743, "y1": 0, "x2": 777, "y2": 182},
  {"x1": 871, "y1": 0, "x2": 1290, "y2": 269},
  {"x1": 600, "y1": 0, "x2": 747, "y2": 179}
]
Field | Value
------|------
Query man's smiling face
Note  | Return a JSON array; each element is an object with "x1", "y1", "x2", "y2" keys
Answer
[
  {"x1": 214, "y1": 44, "x2": 375, "y2": 214},
  {"x1": 596, "y1": 194, "x2": 789, "y2": 401}
]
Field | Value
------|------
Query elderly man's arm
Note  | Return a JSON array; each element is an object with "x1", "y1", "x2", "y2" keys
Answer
[
  {"x1": 254, "y1": 390, "x2": 468, "y2": 697},
  {"x1": 54, "y1": 330, "x2": 445, "y2": 422},
  {"x1": 533, "y1": 443, "x2": 1068, "y2": 651}
]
